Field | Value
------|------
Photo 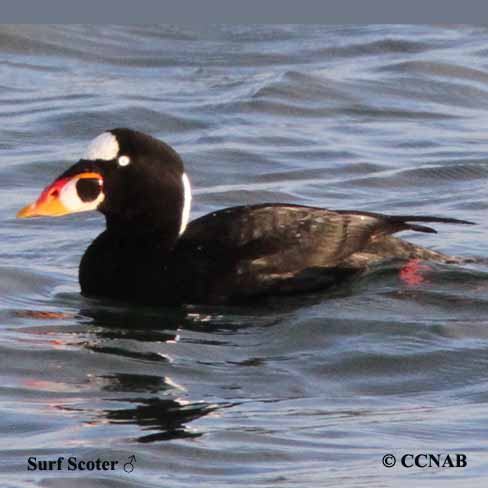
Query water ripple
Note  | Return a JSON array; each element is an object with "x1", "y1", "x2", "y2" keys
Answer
[{"x1": 2, "y1": 24, "x2": 488, "y2": 488}]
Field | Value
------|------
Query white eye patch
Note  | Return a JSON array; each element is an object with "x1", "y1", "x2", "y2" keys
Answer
[
  {"x1": 59, "y1": 177, "x2": 104, "y2": 213},
  {"x1": 118, "y1": 155, "x2": 130, "y2": 167},
  {"x1": 84, "y1": 132, "x2": 119, "y2": 161}
]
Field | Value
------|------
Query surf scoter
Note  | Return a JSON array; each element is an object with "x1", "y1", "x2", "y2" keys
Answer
[{"x1": 17, "y1": 128, "x2": 474, "y2": 305}]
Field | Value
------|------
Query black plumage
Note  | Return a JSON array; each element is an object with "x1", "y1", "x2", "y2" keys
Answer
[
  {"x1": 80, "y1": 202, "x2": 472, "y2": 304},
  {"x1": 19, "y1": 129, "x2": 475, "y2": 305}
]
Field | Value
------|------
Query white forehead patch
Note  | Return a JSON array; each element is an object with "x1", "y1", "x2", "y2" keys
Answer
[{"x1": 84, "y1": 132, "x2": 119, "y2": 161}]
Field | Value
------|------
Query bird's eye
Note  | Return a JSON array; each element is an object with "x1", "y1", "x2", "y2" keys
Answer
[
  {"x1": 76, "y1": 178, "x2": 103, "y2": 202},
  {"x1": 118, "y1": 155, "x2": 130, "y2": 167}
]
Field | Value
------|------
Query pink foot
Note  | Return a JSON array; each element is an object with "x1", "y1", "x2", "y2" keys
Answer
[{"x1": 399, "y1": 258, "x2": 432, "y2": 285}]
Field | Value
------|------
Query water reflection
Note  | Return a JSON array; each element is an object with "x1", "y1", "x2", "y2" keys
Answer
[
  {"x1": 12, "y1": 258, "x2": 488, "y2": 445},
  {"x1": 91, "y1": 370, "x2": 219, "y2": 443},
  {"x1": 13, "y1": 301, "x2": 232, "y2": 443},
  {"x1": 102, "y1": 396, "x2": 217, "y2": 443}
]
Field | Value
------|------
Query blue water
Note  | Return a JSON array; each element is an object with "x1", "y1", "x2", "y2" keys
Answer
[{"x1": 1, "y1": 25, "x2": 488, "y2": 487}]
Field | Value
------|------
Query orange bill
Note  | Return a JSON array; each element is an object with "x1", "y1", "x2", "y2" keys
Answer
[{"x1": 17, "y1": 172, "x2": 103, "y2": 218}]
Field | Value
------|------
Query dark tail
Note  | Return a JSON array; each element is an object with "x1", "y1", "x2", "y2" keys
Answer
[{"x1": 387, "y1": 215, "x2": 476, "y2": 234}]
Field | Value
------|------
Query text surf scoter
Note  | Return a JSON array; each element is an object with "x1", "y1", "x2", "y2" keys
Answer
[{"x1": 17, "y1": 129, "x2": 474, "y2": 305}]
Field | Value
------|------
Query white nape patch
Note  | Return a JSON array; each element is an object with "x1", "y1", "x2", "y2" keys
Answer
[
  {"x1": 118, "y1": 155, "x2": 130, "y2": 167},
  {"x1": 59, "y1": 177, "x2": 104, "y2": 213},
  {"x1": 179, "y1": 173, "x2": 192, "y2": 235},
  {"x1": 84, "y1": 132, "x2": 119, "y2": 161}
]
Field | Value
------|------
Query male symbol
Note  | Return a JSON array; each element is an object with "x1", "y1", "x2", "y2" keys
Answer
[{"x1": 124, "y1": 455, "x2": 136, "y2": 473}]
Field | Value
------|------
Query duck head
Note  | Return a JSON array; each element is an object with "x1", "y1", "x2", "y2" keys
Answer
[{"x1": 17, "y1": 128, "x2": 192, "y2": 238}]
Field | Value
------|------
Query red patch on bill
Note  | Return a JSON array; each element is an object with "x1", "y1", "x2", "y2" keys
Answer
[
  {"x1": 399, "y1": 258, "x2": 432, "y2": 285},
  {"x1": 15, "y1": 310, "x2": 74, "y2": 319}
]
